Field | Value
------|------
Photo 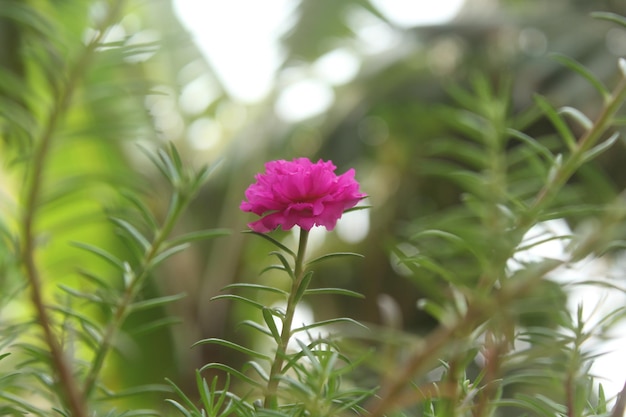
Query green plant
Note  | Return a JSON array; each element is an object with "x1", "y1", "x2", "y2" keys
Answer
[
  {"x1": 2, "y1": 2, "x2": 626, "y2": 417},
  {"x1": 0, "y1": 2, "x2": 228, "y2": 413},
  {"x1": 363, "y1": 12, "x2": 626, "y2": 417}
]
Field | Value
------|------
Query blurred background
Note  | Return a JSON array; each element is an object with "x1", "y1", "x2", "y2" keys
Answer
[{"x1": 2, "y1": 0, "x2": 626, "y2": 412}]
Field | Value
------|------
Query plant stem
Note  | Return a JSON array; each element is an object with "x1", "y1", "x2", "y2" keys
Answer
[
  {"x1": 264, "y1": 227, "x2": 310, "y2": 409},
  {"x1": 83, "y1": 192, "x2": 189, "y2": 399},
  {"x1": 519, "y1": 71, "x2": 626, "y2": 231},
  {"x1": 473, "y1": 331, "x2": 506, "y2": 417},
  {"x1": 20, "y1": 2, "x2": 124, "y2": 415},
  {"x1": 366, "y1": 259, "x2": 563, "y2": 417}
]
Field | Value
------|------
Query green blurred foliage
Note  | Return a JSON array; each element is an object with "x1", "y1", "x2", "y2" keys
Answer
[{"x1": 2, "y1": 0, "x2": 626, "y2": 415}]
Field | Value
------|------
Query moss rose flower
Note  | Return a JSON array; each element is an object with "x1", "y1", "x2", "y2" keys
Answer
[{"x1": 240, "y1": 158, "x2": 366, "y2": 233}]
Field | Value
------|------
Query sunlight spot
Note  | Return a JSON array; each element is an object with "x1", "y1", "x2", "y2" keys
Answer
[
  {"x1": 216, "y1": 101, "x2": 248, "y2": 130},
  {"x1": 120, "y1": 12, "x2": 141, "y2": 33},
  {"x1": 307, "y1": 226, "x2": 328, "y2": 255},
  {"x1": 179, "y1": 75, "x2": 220, "y2": 115},
  {"x1": 347, "y1": 8, "x2": 401, "y2": 54},
  {"x1": 606, "y1": 28, "x2": 626, "y2": 56},
  {"x1": 518, "y1": 27, "x2": 548, "y2": 57},
  {"x1": 274, "y1": 79, "x2": 335, "y2": 122},
  {"x1": 369, "y1": 0, "x2": 466, "y2": 27},
  {"x1": 313, "y1": 48, "x2": 361, "y2": 86},
  {"x1": 186, "y1": 117, "x2": 222, "y2": 150},
  {"x1": 427, "y1": 36, "x2": 464, "y2": 74},
  {"x1": 173, "y1": 0, "x2": 295, "y2": 103},
  {"x1": 336, "y1": 204, "x2": 370, "y2": 244}
]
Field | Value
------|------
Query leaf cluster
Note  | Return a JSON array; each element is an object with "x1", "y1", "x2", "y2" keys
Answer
[
  {"x1": 168, "y1": 232, "x2": 370, "y2": 417},
  {"x1": 371, "y1": 12, "x2": 626, "y2": 417}
]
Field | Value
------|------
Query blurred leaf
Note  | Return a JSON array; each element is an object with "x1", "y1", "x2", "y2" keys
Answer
[
  {"x1": 507, "y1": 128, "x2": 556, "y2": 164},
  {"x1": 120, "y1": 191, "x2": 159, "y2": 231},
  {"x1": 293, "y1": 271, "x2": 313, "y2": 305},
  {"x1": 534, "y1": 95, "x2": 578, "y2": 151},
  {"x1": 416, "y1": 298, "x2": 448, "y2": 323},
  {"x1": 400, "y1": 255, "x2": 457, "y2": 284},
  {"x1": 306, "y1": 252, "x2": 364, "y2": 266},
  {"x1": 147, "y1": 243, "x2": 190, "y2": 269},
  {"x1": 343, "y1": 205, "x2": 372, "y2": 214},
  {"x1": 164, "y1": 399, "x2": 194, "y2": 417},
  {"x1": 210, "y1": 294, "x2": 266, "y2": 310},
  {"x1": 222, "y1": 283, "x2": 287, "y2": 296},
  {"x1": 165, "y1": 228, "x2": 230, "y2": 248},
  {"x1": 270, "y1": 251, "x2": 295, "y2": 279},
  {"x1": 196, "y1": 372, "x2": 232, "y2": 416},
  {"x1": 97, "y1": 384, "x2": 172, "y2": 399},
  {"x1": 592, "y1": 11, "x2": 626, "y2": 29},
  {"x1": 243, "y1": 360, "x2": 270, "y2": 382},
  {"x1": 0, "y1": 392, "x2": 47, "y2": 416},
  {"x1": 71, "y1": 241, "x2": 125, "y2": 271},
  {"x1": 262, "y1": 307, "x2": 282, "y2": 344},
  {"x1": 165, "y1": 378, "x2": 202, "y2": 416},
  {"x1": 238, "y1": 320, "x2": 273, "y2": 338},
  {"x1": 245, "y1": 231, "x2": 296, "y2": 259},
  {"x1": 580, "y1": 131, "x2": 620, "y2": 163},
  {"x1": 303, "y1": 288, "x2": 364, "y2": 298},
  {"x1": 110, "y1": 217, "x2": 150, "y2": 252},
  {"x1": 551, "y1": 53, "x2": 610, "y2": 100},
  {"x1": 291, "y1": 317, "x2": 367, "y2": 334},
  {"x1": 57, "y1": 284, "x2": 108, "y2": 305},
  {"x1": 198, "y1": 363, "x2": 263, "y2": 388},
  {"x1": 129, "y1": 293, "x2": 187, "y2": 312},
  {"x1": 559, "y1": 106, "x2": 593, "y2": 131}
]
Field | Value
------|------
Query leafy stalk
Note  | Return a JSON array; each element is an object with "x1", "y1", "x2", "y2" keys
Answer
[
  {"x1": 519, "y1": 64, "x2": 626, "y2": 229},
  {"x1": 264, "y1": 227, "x2": 310, "y2": 409},
  {"x1": 82, "y1": 156, "x2": 208, "y2": 399},
  {"x1": 365, "y1": 259, "x2": 566, "y2": 416},
  {"x1": 19, "y1": 1, "x2": 124, "y2": 416}
]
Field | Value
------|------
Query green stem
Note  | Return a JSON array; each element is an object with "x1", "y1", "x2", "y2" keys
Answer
[
  {"x1": 264, "y1": 227, "x2": 310, "y2": 409},
  {"x1": 19, "y1": 2, "x2": 124, "y2": 415},
  {"x1": 519, "y1": 72, "x2": 626, "y2": 230},
  {"x1": 82, "y1": 192, "x2": 189, "y2": 399},
  {"x1": 366, "y1": 259, "x2": 563, "y2": 417}
]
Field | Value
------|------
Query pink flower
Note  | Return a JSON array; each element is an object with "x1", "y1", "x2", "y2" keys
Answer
[{"x1": 240, "y1": 158, "x2": 366, "y2": 233}]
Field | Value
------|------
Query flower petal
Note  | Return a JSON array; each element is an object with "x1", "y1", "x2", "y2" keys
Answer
[{"x1": 241, "y1": 158, "x2": 366, "y2": 233}]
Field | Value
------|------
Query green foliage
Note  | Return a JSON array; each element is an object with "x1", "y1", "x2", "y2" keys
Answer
[
  {"x1": 168, "y1": 229, "x2": 371, "y2": 417},
  {"x1": 362, "y1": 13, "x2": 626, "y2": 417},
  {"x1": 0, "y1": 136, "x2": 226, "y2": 415},
  {"x1": 2, "y1": 1, "x2": 626, "y2": 417},
  {"x1": 0, "y1": 3, "x2": 228, "y2": 410}
]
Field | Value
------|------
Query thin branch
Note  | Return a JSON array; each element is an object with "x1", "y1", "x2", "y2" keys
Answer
[
  {"x1": 20, "y1": 1, "x2": 125, "y2": 415},
  {"x1": 82, "y1": 190, "x2": 190, "y2": 399},
  {"x1": 365, "y1": 259, "x2": 563, "y2": 417},
  {"x1": 473, "y1": 332, "x2": 506, "y2": 417},
  {"x1": 264, "y1": 228, "x2": 310, "y2": 409},
  {"x1": 566, "y1": 373, "x2": 575, "y2": 417},
  {"x1": 519, "y1": 72, "x2": 626, "y2": 231}
]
